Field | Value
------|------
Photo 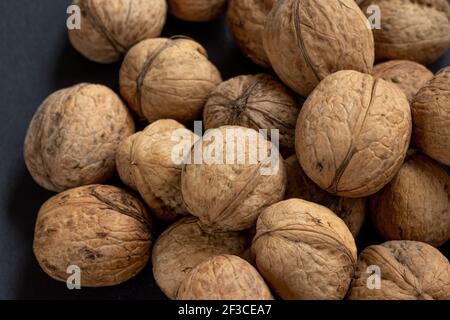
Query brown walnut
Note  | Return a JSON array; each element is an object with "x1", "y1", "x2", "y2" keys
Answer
[
  {"x1": 168, "y1": 0, "x2": 227, "y2": 22},
  {"x1": 24, "y1": 83, "x2": 135, "y2": 192}
]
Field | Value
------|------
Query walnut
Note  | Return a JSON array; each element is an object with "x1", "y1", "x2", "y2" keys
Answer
[
  {"x1": 68, "y1": 0, "x2": 167, "y2": 63},
  {"x1": 285, "y1": 155, "x2": 366, "y2": 237},
  {"x1": 33, "y1": 185, "x2": 153, "y2": 287},
  {"x1": 370, "y1": 152, "x2": 450, "y2": 247},
  {"x1": 24, "y1": 83, "x2": 135, "y2": 192},
  {"x1": 372, "y1": 60, "x2": 434, "y2": 104},
  {"x1": 203, "y1": 74, "x2": 300, "y2": 156},
  {"x1": 412, "y1": 67, "x2": 450, "y2": 165},
  {"x1": 296, "y1": 70, "x2": 412, "y2": 198},
  {"x1": 359, "y1": 0, "x2": 450, "y2": 64},
  {"x1": 120, "y1": 38, "x2": 222, "y2": 123},
  {"x1": 168, "y1": 0, "x2": 227, "y2": 22},
  {"x1": 181, "y1": 126, "x2": 287, "y2": 232},
  {"x1": 263, "y1": 0, "x2": 374, "y2": 96},
  {"x1": 227, "y1": 0, "x2": 275, "y2": 67},
  {"x1": 252, "y1": 199, "x2": 357, "y2": 300},
  {"x1": 347, "y1": 241, "x2": 450, "y2": 300},
  {"x1": 152, "y1": 217, "x2": 252, "y2": 299},
  {"x1": 116, "y1": 119, "x2": 197, "y2": 222},
  {"x1": 176, "y1": 255, "x2": 273, "y2": 300}
]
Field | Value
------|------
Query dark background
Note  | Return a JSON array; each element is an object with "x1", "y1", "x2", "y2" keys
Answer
[{"x1": 0, "y1": 0, "x2": 448, "y2": 300}]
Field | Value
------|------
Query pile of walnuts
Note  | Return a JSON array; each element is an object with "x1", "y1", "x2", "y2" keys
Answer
[{"x1": 24, "y1": 0, "x2": 449, "y2": 300}]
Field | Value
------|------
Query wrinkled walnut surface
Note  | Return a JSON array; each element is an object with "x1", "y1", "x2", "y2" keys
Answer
[
  {"x1": 152, "y1": 217, "x2": 252, "y2": 299},
  {"x1": 33, "y1": 185, "x2": 153, "y2": 287},
  {"x1": 168, "y1": 0, "x2": 227, "y2": 22},
  {"x1": 296, "y1": 70, "x2": 412, "y2": 198},
  {"x1": 176, "y1": 255, "x2": 273, "y2": 300},
  {"x1": 252, "y1": 199, "x2": 357, "y2": 300},
  {"x1": 347, "y1": 241, "x2": 450, "y2": 300},
  {"x1": 24, "y1": 83, "x2": 135, "y2": 192},
  {"x1": 69, "y1": 0, "x2": 167, "y2": 63}
]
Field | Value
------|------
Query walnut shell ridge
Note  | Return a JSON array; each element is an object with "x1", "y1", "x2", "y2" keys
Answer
[
  {"x1": 252, "y1": 199, "x2": 357, "y2": 300},
  {"x1": 263, "y1": 0, "x2": 374, "y2": 96},
  {"x1": 168, "y1": 0, "x2": 227, "y2": 22},
  {"x1": 296, "y1": 70, "x2": 412, "y2": 198},
  {"x1": 33, "y1": 185, "x2": 153, "y2": 287},
  {"x1": 347, "y1": 241, "x2": 450, "y2": 300},
  {"x1": 176, "y1": 255, "x2": 273, "y2": 300},
  {"x1": 68, "y1": 0, "x2": 167, "y2": 63},
  {"x1": 24, "y1": 83, "x2": 135, "y2": 192},
  {"x1": 120, "y1": 37, "x2": 222, "y2": 123}
]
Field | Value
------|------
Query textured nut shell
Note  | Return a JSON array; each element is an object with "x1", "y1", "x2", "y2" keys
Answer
[
  {"x1": 347, "y1": 241, "x2": 450, "y2": 300},
  {"x1": 285, "y1": 155, "x2": 366, "y2": 237},
  {"x1": 360, "y1": 0, "x2": 450, "y2": 64},
  {"x1": 263, "y1": 0, "x2": 374, "y2": 96},
  {"x1": 68, "y1": 0, "x2": 167, "y2": 63},
  {"x1": 182, "y1": 126, "x2": 287, "y2": 232},
  {"x1": 152, "y1": 217, "x2": 252, "y2": 299},
  {"x1": 412, "y1": 67, "x2": 450, "y2": 165},
  {"x1": 33, "y1": 185, "x2": 152, "y2": 287},
  {"x1": 296, "y1": 70, "x2": 412, "y2": 198},
  {"x1": 24, "y1": 83, "x2": 135, "y2": 192},
  {"x1": 120, "y1": 38, "x2": 222, "y2": 123},
  {"x1": 203, "y1": 74, "x2": 300, "y2": 155},
  {"x1": 252, "y1": 199, "x2": 357, "y2": 300},
  {"x1": 372, "y1": 60, "x2": 434, "y2": 104},
  {"x1": 116, "y1": 119, "x2": 197, "y2": 222},
  {"x1": 168, "y1": 0, "x2": 227, "y2": 22},
  {"x1": 227, "y1": 0, "x2": 275, "y2": 67},
  {"x1": 176, "y1": 255, "x2": 273, "y2": 300},
  {"x1": 370, "y1": 153, "x2": 450, "y2": 247}
]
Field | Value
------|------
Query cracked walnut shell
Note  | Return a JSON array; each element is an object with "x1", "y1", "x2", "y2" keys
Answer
[
  {"x1": 168, "y1": 0, "x2": 227, "y2": 22},
  {"x1": 296, "y1": 70, "x2": 412, "y2": 198},
  {"x1": 33, "y1": 185, "x2": 153, "y2": 287},
  {"x1": 176, "y1": 255, "x2": 273, "y2": 300},
  {"x1": 252, "y1": 199, "x2": 357, "y2": 300},
  {"x1": 68, "y1": 0, "x2": 167, "y2": 63},
  {"x1": 24, "y1": 83, "x2": 135, "y2": 192}
]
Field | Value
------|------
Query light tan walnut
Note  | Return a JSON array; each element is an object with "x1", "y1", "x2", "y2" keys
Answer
[{"x1": 168, "y1": 0, "x2": 227, "y2": 22}]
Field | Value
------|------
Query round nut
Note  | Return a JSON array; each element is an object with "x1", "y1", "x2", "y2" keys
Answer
[
  {"x1": 203, "y1": 74, "x2": 300, "y2": 156},
  {"x1": 168, "y1": 0, "x2": 227, "y2": 22},
  {"x1": 347, "y1": 241, "x2": 450, "y2": 300},
  {"x1": 263, "y1": 0, "x2": 374, "y2": 96},
  {"x1": 24, "y1": 83, "x2": 135, "y2": 192},
  {"x1": 176, "y1": 255, "x2": 273, "y2": 300},
  {"x1": 33, "y1": 185, "x2": 153, "y2": 287},
  {"x1": 68, "y1": 0, "x2": 167, "y2": 63},
  {"x1": 152, "y1": 217, "x2": 252, "y2": 299},
  {"x1": 296, "y1": 70, "x2": 412, "y2": 198},
  {"x1": 120, "y1": 38, "x2": 222, "y2": 123},
  {"x1": 252, "y1": 199, "x2": 357, "y2": 300},
  {"x1": 412, "y1": 67, "x2": 450, "y2": 165},
  {"x1": 370, "y1": 152, "x2": 450, "y2": 247}
]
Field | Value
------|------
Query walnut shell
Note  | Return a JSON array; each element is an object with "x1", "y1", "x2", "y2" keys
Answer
[
  {"x1": 227, "y1": 0, "x2": 275, "y2": 67},
  {"x1": 116, "y1": 119, "x2": 197, "y2": 222},
  {"x1": 33, "y1": 185, "x2": 153, "y2": 287},
  {"x1": 152, "y1": 217, "x2": 252, "y2": 299},
  {"x1": 359, "y1": 0, "x2": 450, "y2": 64},
  {"x1": 68, "y1": 0, "x2": 167, "y2": 64},
  {"x1": 252, "y1": 199, "x2": 357, "y2": 300},
  {"x1": 168, "y1": 0, "x2": 227, "y2": 22},
  {"x1": 372, "y1": 60, "x2": 434, "y2": 104},
  {"x1": 24, "y1": 83, "x2": 135, "y2": 192},
  {"x1": 296, "y1": 70, "x2": 412, "y2": 198},
  {"x1": 203, "y1": 74, "x2": 300, "y2": 156},
  {"x1": 370, "y1": 153, "x2": 450, "y2": 247},
  {"x1": 412, "y1": 67, "x2": 450, "y2": 165},
  {"x1": 176, "y1": 255, "x2": 273, "y2": 300},
  {"x1": 285, "y1": 155, "x2": 366, "y2": 237},
  {"x1": 347, "y1": 241, "x2": 450, "y2": 300},
  {"x1": 181, "y1": 126, "x2": 287, "y2": 232},
  {"x1": 263, "y1": 0, "x2": 374, "y2": 97},
  {"x1": 120, "y1": 38, "x2": 222, "y2": 123}
]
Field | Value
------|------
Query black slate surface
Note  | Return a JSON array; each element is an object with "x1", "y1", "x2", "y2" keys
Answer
[{"x1": 0, "y1": 0, "x2": 448, "y2": 300}]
